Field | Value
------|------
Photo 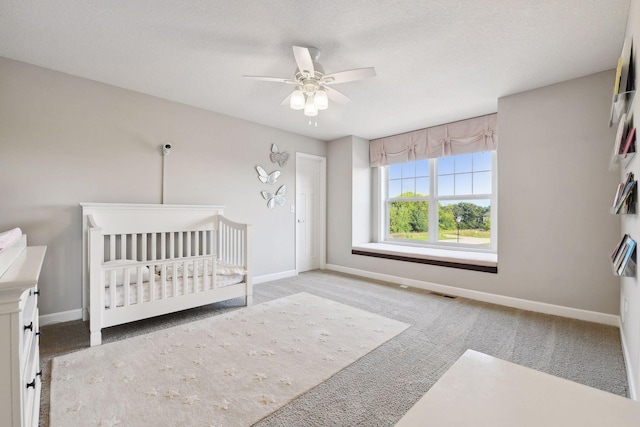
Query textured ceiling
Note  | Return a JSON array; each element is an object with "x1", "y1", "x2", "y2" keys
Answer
[{"x1": 0, "y1": 0, "x2": 631, "y2": 141}]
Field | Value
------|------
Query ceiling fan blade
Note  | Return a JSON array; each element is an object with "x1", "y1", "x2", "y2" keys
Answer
[
  {"x1": 324, "y1": 86, "x2": 351, "y2": 104},
  {"x1": 323, "y1": 67, "x2": 376, "y2": 84},
  {"x1": 292, "y1": 46, "x2": 315, "y2": 76},
  {"x1": 243, "y1": 75, "x2": 298, "y2": 84}
]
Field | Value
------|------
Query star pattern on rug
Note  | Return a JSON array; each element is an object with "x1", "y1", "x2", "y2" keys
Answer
[
  {"x1": 215, "y1": 398, "x2": 231, "y2": 411},
  {"x1": 182, "y1": 373, "x2": 197, "y2": 382},
  {"x1": 88, "y1": 376, "x2": 104, "y2": 384},
  {"x1": 65, "y1": 401, "x2": 85, "y2": 413},
  {"x1": 165, "y1": 389, "x2": 181, "y2": 399},
  {"x1": 254, "y1": 373, "x2": 268, "y2": 382},
  {"x1": 183, "y1": 395, "x2": 200, "y2": 405},
  {"x1": 144, "y1": 388, "x2": 158, "y2": 397},
  {"x1": 50, "y1": 293, "x2": 410, "y2": 427},
  {"x1": 57, "y1": 373, "x2": 74, "y2": 382},
  {"x1": 279, "y1": 376, "x2": 293, "y2": 386},
  {"x1": 259, "y1": 394, "x2": 276, "y2": 405},
  {"x1": 99, "y1": 416, "x2": 122, "y2": 426}
]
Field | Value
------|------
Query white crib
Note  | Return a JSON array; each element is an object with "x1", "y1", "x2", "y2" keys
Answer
[{"x1": 80, "y1": 203, "x2": 252, "y2": 346}]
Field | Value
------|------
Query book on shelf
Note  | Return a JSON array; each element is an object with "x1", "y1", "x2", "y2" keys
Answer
[
  {"x1": 622, "y1": 127, "x2": 636, "y2": 157},
  {"x1": 618, "y1": 237, "x2": 637, "y2": 276},
  {"x1": 614, "y1": 56, "x2": 623, "y2": 95},
  {"x1": 620, "y1": 37, "x2": 634, "y2": 94},
  {"x1": 614, "y1": 239, "x2": 629, "y2": 273},
  {"x1": 612, "y1": 233, "x2": 627, "y2": 261},
  {"x1": 613, "y1": 113, "x2": 628, "y2": 156},
  {"x1": 612, "y1": 172, "x2": 635, "y2": 213}
]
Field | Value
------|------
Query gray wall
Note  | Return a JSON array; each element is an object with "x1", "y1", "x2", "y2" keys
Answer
[
  {"x1": 0, "y1": 57, "x2": 326, "y2": 317},
  {"x1": 328, "y1": 70, "x2": 621, "y2": 315}
]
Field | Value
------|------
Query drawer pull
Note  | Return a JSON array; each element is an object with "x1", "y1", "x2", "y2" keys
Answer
[
  {"x1": 26, "y1": 380, "x2": 36, "y2": 389},
  {"x1": 34, "y1": 290, "x2": 40, "y2": 296},
  {"x1": 24, "y1": 322, "x2": 33, "y2": 332},
  {"x1": 36, "y1": 370, "x2": 42, "y2": 378},
  {"x1": 36, "y1": 331, "x2": 41, "y2": 337}
]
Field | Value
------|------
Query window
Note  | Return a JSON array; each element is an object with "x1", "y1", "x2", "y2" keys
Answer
[{"x1": 386, "y1": 151, "x2": 496, "y2": 251}]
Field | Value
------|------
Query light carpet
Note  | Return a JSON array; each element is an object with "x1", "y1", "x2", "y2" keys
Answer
[{"x1": 49, "y1": 292, "x2": 410, "y2": 426}]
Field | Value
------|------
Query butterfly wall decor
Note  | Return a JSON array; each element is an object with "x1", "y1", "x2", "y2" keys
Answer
[
  {"x1": 270, "y1": 144, "x2": 289, "y2": 167},
  {"x1": 261, "y1": 185, "x2": 286, "y2": 209},
  {"x1": 255, "y1": 165, "x2": 280, "y2": 184}
]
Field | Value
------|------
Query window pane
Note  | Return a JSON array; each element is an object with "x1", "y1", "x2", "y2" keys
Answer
[
  {"x1": 473, "y1": 152, "x2": 492, "y2": 172},
  {"x1": 473, "y1": 171, "x2": 491, "y2": 194},
  {"x1": 437, "y1": 199, "x2": 491, "y2": 246},
  {"x1": 401, "y1": 178, "x2": 415, "y2": 196},
  {"x1": 402, "y1": 162, "x2": 415, "y2": 178},
  {"x1": 416, "y1": 177, "x2": 429, "y2": 196},
  {"x1": 438, "y1": 175, "x2": 454, "y2": 196},
  {"x1": 389, "y1": 164, "x2": 402, "y2": 180},
  {"x1": 455, "y1": 154, "x2": 473, "y2": 173},
  {"x1": 455, "y1": 173, "x2": 472, "y2": 194},
  {"x1": 389, "y1": 179, "x2": 402, "y2": 198},
  {"x1": 438, "y1": 156, "x2": 454, "y2": 175},
  {"x1": 416, "y1": 159, "x2": 429, "y2": 177},
  {"x1": 388, "y1": 201, "x2": 429, "y2": 242}
]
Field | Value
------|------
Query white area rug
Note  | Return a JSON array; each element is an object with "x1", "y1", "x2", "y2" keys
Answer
[{"x1": 49, "y1": 293, "x2": 410, "y2": 426}]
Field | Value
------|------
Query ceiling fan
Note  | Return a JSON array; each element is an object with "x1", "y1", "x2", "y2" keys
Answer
[{"x1": 243, "y1": 46, "x2": 376, "y2": 117}]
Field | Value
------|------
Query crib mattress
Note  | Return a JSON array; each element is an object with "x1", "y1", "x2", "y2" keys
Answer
[{"x1": 104, "y1": 274, "x2": 245, "y2": 308}]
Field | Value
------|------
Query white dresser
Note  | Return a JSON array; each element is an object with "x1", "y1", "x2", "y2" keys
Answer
[{"x1": 0, "y1": 235, "x2": 46, "y2": 427}]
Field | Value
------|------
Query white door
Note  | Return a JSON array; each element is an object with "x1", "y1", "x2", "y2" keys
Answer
[{"x1": 296, "y1": 154, "x2": 326, "y2": 272}]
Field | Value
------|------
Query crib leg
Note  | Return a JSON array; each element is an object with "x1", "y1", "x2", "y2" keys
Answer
[
  {"x1": 90, "y1": 330, "x2": 102, "y2": 347},
  {"x1": 246, "y1": 295, "x2": 253, "y2": 307}
]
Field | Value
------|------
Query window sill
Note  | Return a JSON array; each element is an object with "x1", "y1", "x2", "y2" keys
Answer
[{"x1": 351, "y1": 243, "x2": 498, "y2": 273}]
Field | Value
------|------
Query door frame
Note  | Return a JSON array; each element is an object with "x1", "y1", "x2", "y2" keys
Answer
[{"x1": 295, "y1": 152, "x2": 327, "y2": 273}]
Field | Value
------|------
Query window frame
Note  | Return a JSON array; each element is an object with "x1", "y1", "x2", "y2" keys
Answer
[{"x1": 381, "y1": 151, "x2": 498, "y2": 253}]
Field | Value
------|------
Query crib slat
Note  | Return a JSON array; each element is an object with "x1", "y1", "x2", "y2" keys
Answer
[
  {"x1": 173, "y1": 261, "x2": 179, "y2": 298},
  {"x1": 123, "y1": 266, "x2": 130, "y2": 307},
  {"x1": 186, "y1": 232, "x2": 191, "y2": 258},
  {"x1": 169, "y1": 232, "x2": 175, "y2": 259},
  {"x1": 109, "y1": 236, "x2": 116, "y2": 262},
  {"x1": 150, "y1": 233, "x2": 157, "y2": 261},
  {"x1": 160, "y1": 233, "x2": 167, "y2": 260},
  {"x1": 132, "y1": 235, "x2": 137, "y2": 261},
  {"x1": 194, "y1": 232, "x2": 200, "y2": 256},
  {"x1": 141, "y1": 233, "x2": 147, "y2": 261},
  {"x1": 109, "y1": 270, "x2": 117, "y2": 309},
  {"x1": 178, "y1": 233, "x2": 183, "y2": 258},
  {"x1": 136, "y1": 266, "x2": 143, "y2": 304},
  {"x1": 161, "y1": 264, "x2": 167, "y2": 300}
]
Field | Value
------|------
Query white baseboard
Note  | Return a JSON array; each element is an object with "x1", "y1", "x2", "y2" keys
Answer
[
  {"x1": 620, "y1": 322, "x2": 638, "y2": 400},
  {"x1": 39, "y1": 308, "x2": 83, "y2": 326},
  {"x1": 326, "y1": 264, "x2": 620, "y2": 327},
  {"x1": 253, "y1": 269, "x2": 297, "y2": 285}
]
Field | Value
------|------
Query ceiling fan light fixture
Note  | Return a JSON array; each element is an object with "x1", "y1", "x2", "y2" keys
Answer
[
  {"x1": 313, "y1": 88, "x2": 328, "y2": 110},
  {"x1": 290, "y1": 87, "x2": 305, "y2": 110},
  {"x1": 304, "y1": 95, "x2": 318, "y2": 117}
]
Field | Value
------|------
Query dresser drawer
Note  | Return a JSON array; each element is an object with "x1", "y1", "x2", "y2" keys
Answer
[
  {"x1": 22, "y1": 327, "x2": 40, "y2": 427},
  {"x1": 20, "y1": 287, "x2": 38, "y2": 374}
]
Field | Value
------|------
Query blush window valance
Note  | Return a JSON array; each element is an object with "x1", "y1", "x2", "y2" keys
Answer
[{"x1": 369, "y1": 113, "x2": 498, "y2": 167}]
